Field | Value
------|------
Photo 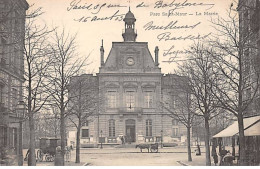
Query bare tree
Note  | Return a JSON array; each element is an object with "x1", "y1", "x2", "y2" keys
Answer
[
  {"x1": 68, "y1": 74, "x2": 98, "y2": 163},
  {"x1": 22, "y1": 10, "x2": 53, "y2": 166},
  {"x1": 47, "y1": 29, "x2": 87, "y2": 165},
  {"x1": 160, "y1": 75, "x2": 196, "y2": 162},
  {"x1": 177, "y1": 42, "x2": 221, "y2": 166},
  {"x1": 208, "y1": 3, "x2": 260, "y2": 165}
]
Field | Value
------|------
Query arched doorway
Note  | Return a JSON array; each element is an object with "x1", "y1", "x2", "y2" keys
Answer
[{"x1": 125, "y1": 119, "x2": 136, "y2": 143}]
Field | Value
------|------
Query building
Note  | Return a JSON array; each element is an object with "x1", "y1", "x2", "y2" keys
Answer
[
  {"x1": 212, "y1": 0, "x2": 260, "y2": 165},
  {"x1": 239, "y1": 0, "x2": 260, "y2": 117},
  {"x1": 0, "y1": 0, "x2": 28, "y2": 156},
  {"x1": 67, "y1": 9, "x2": 190, "y2": 147}
]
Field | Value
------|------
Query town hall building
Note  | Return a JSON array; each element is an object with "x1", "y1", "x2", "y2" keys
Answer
[{"x1": 67, "y1": 9, "x2": 190, "y2": 147}]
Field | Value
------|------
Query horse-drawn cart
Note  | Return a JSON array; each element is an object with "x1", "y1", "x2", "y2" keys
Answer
[
  {"x1": 136, "y1": 143, "x2": 159, "y2": 153},
  {"x1": 37, "y1": 138, "x2": 60, "y2": 162}
]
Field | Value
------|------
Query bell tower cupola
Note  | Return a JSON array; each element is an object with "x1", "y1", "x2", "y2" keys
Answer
[{"x1": 122, "y1": 8, "x2": 137, "y2": 42}]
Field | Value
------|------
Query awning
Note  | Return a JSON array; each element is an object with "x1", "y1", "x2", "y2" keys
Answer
[
  {"x1": 213, "y1": 116, "x2": 260, "y2": 138},
  {"x1": 244, "y1": 120, "x2": 260, "y2": 136}
]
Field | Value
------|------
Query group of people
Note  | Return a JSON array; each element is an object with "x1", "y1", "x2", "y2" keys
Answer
[{"x1": 212, "y1": 146, "x2": 233, "y2": 166}]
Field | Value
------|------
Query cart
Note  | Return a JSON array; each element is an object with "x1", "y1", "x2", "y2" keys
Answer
[{"x1": 37, "y1": 138, "x2": 60, "y2": 162}]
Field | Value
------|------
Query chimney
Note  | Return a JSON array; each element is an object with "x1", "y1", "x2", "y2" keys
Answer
[
  {"x1": 155, "y1": 46, "x2": 159, "y2": 66},
  {"x1": 100, "y1": 39, "x2": 104, "y2": 66}
]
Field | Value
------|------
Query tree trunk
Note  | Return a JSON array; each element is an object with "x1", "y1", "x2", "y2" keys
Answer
[
  {"x1": 60, "y1": 109, "x2": 65, "y2": 166},
  {"x1": 237, "y1": 114, "x2": 246, "y2": 165},
  {"x1": 76, "y1": 126, "x2": 81, "y2": 163},
  {"x1": 28, "y1": 113, "x2": 36, "y2": 166},
  {"x1": 204, "y1": 117, "x2": 211, "y2": 166},
  {"x1": 28, "y1": 72, "x2": 36, "y2": 166},
  {"x1": 187, "y1": 126, "x2": 192, "y2": 162}
]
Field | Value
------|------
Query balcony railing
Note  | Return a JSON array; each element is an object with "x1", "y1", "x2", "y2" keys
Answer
[{"x1": 118, "y1": 107, "x2": 143, "y2": 114}]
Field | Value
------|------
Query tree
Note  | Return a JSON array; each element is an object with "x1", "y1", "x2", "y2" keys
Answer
[
  {"x1": 0, "y1": 1, "x2": 47, "y2": 165},
  {"x1": 22, "y1": 10, "x2": 53, "y2": 166},
  {"x1": 47, "y1": 29, "x2": 87, "y2": 165},
  {"x1": 208, "y1": 3, "x2": 260, "y2": 165},
  {"x1": 68, "y1": 74, "x2": 98, "y2": 163},
  {"x1": 177, "y1": 42, "x2": 221, "y2": 166},
  {"x1": 160, "y1": 75, "x2": 196, "y2": 162}
]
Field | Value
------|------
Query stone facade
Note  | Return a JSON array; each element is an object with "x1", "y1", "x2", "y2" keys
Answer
[
  {"x1": 67, "y1": 9, "x2": 190, "y2": 147},
  {"x1": 239, "y1": 0, "x2": 260, "y2": 117},
  {"x1": 0, "y1": 0, "x2": 28, "y2": 154}
]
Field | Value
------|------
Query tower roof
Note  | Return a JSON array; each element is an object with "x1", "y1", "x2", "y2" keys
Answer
[
  {"x1": 125, "y1": 10, "x2": 135, "y2": 19},
  {"x1": 123, "y1": 8, "x2": 136, "y2": 22}
]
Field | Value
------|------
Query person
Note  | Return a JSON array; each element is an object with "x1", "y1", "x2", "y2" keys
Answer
[
  {"x1": 212, "y1": 148, "x2": 218, "y2": 165},
  {"x1": 24, "y1": 148, "x2": 32, "y2": 165},
  {"x1": 65, "y1": 146, "x2": 71, "y2": 162},
  {"x1": 195, "y1": 144, "x2": 201, "y2": 156},
  {"x1": 211, "y1": 139, "x2": 218, "y2": 165},
  {"x1": 122, "y1": 136, "x2": 125, "y2": 145},
  {"x1": 120, "y1": 136, "x2": 123, "y2": 144},
  {"x1": 219, "y1": 148, "x2": 229, "y2": 166}
]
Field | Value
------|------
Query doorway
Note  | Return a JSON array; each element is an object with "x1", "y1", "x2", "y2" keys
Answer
[{"x1": 125, "y1": 119, "x2": 136, "y2": 143}]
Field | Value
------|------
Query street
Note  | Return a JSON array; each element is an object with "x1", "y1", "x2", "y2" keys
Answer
[{"x1": 22, "y1": 146, "x2": 208, "y2": 166}]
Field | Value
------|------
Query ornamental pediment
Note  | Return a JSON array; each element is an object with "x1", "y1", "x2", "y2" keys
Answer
[
  {"x1": 141, "y1": 83, "x2": 156, "y2": 88},
  {"x1": 105, "y1": 82, "x2": 120, "y2": 88},
  {"x1": 123, "y1": 82, "x2": 138, "y2": 88}
]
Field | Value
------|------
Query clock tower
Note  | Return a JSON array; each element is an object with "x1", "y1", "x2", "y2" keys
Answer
[{"x1": 122, "y1": 8, "x2": 137, "y2": 42}]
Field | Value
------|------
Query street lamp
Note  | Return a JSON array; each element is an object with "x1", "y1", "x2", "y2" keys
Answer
[
  {"x1": 16, "y1": 101, "x2": 26, "y2": 166},
  {"x1": 100, "y1": 130, "x2": 103, "y2": 149},
  {"x1": 160, "y1": 130, "x2": 163, "y2": 148}
]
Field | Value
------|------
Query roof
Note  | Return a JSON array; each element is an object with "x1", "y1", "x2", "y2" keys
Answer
[
  {"x1": 125, "y1": 10, "x2": 135, "y2": 19},
  {"x1": 213, "y1": 116, "x2": 260, "y2": 138}
]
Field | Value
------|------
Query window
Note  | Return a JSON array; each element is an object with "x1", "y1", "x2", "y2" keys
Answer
[
  {"x1": 9, "y1": 128, "x2": 17, "y2": 149},
  {"x1": 82, "y1": 121, "x2": 88, "y2": 126},
  {"x1": 246, "y1": 88, "x2": 251, "y2": 100},
  {"x1": 81, "y1": 129, "x2": 89, "y2": 138},
  {"x1": 107, "y1": 91, "x2": 117, "y2": 108},
  {"x1": 172, "y1": 119, "x2": 179, "y2": 126},
  {"x1": 168, "y1": 94, "x2": 179, "y2": 109},
  {"x1": 126, "y1": 91, "x2": 135, "y2": 110},
  {"x1": 172, "y1": 128, "x2": 179, "y2": 137},
  {"x1": 255, "y1": 97, "x2": 260, "y2": 110},
  {"x1": 146, "y1": 119, "x2": 152, "y2": 136},
  {"x1": 0, "y1": 126, "x2": 7, "y2": 146},
  {"x1": 144, "y1": 91, "x2": 153, "y2": 108},
  {"x1": 244, "y1": 49, "x2": 250, "y2": 75},
  {"x1": 11, "y1": 88, "x2": 18, "y2": 110},
  {"x1": 109, "y1": 119, "x2": 115, "y2": 137},
  {"x1": 0, "y1": 85, "x2": 3, "y2": 103}
]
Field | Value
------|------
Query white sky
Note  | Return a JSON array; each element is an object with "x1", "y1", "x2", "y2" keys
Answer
[{"x1": 27, "y1": 0, "x2": 235, "y2": 74}]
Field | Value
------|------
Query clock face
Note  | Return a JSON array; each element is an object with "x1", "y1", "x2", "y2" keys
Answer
[{"x1": 126, "y1": 57, "x2": 135, "y2": 66}]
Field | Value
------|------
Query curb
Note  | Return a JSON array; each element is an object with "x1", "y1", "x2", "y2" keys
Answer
[
  {"x1": 177, "y1": 161, "x2": 189, "y2": 166},
  {"x1": 83, "y1": 162, "x2": 91, "y2": 166}
]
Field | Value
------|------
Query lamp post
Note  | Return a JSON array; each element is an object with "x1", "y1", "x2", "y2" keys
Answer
[
  {"x1": 16, "y1": 101, "x2": 25, "y2": 166},
  {"x1": 160, "y1": 130, "x2": 163, "y2": 148},
  {"x1": 100, "y1": 130, "x2": 103, "y2": 149}
]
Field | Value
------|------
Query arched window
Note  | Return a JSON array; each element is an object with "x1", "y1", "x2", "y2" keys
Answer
[
  {"x1": 146, "y1": 119, "x2": 152, "y2": 136},
  {"x1": 109, "y1": 119, "x2": 115, "y2": 137}
]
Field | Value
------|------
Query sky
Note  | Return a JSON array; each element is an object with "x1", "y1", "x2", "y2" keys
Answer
[{"x1": 26, "y1": 0, "x2": 235, "y2": 74}]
